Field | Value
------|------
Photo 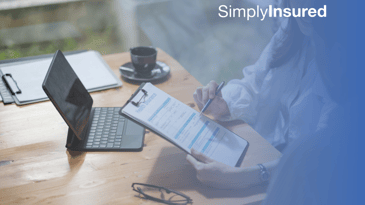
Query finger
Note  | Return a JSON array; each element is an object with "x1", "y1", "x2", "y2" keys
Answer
[
  {"x1": 191, "y1": 149, "x2": 215, "y2": 163},
  {"x1": 202, "y1": 86, "x2": 209, "y2": 104},
  {"x1": 186, "y1": 154, "x2": 204, "y2": 170},
  {"x1": 208, "y1": 81, "x2": 218, "y2": 99},
  {"x1": 199, "y1": 180, "x2": 222, "y2": 189},
  {"x1": 193, "y1": 92, "x2": 204, "y2": 110},
  {"x1": 195, "y1": 87, "x2": 203, "y2": 103}
]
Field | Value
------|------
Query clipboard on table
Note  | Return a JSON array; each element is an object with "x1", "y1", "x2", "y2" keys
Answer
[
  {"x1": 0, "y1": 50, "x2": 86, "y2": 105},
  {"x1": 0, "y1": 50, "x2": 123, "y2": 105},
  {"x1": 119, "y1": 82, "x2": 249, "y2": 167}
]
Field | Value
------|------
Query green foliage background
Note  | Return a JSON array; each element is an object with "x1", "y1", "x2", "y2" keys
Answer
[{"x1": 0, "y1": 1, "x2": 123, "y2": 60}]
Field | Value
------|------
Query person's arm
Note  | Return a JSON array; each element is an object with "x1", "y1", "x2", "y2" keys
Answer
[
  {"x1": 186, "y1": 149, "x2": 280, "y2": 189},
  {"x1": 193, "y1": 35, "x2": 276, "y2": 123}
]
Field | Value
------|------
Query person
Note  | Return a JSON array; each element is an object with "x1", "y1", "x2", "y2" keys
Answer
[
  {"x1": 262, "y1": 107, "x2": 347, "y2": 205},
  {"x1": 187, "y1": 0, "x2": 344, "y2": 191}
]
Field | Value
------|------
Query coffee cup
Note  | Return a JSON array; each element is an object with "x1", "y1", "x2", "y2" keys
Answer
[{"x1": 130, "y1": 46, "x2": 157, "y2": 78}]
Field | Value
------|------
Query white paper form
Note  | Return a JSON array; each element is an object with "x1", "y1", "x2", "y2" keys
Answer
[
  {"x1": 122, "y1": 83, "x2": 248, "y2": 167},
  {"x1": 0, "y1": 51, "x2": 120, "y2": 103}
]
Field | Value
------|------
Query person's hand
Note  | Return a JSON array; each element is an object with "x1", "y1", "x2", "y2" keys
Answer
[
  {"x1": 186, "y1": 149, "x2": 257, "y2": 189},
  {"x1": 193, "y1": 81, "x2": 230, "y2": 119}
]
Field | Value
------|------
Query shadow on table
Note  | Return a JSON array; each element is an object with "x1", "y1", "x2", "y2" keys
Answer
[
  {"x1": 144, "y1": 146, "x2": 268, "y2": 199},
  {"x1": 245, "y1": 201, "x2": 264, "y2": 205},
  {"x1": 66, "y1": 150, "x2": 86, "y2": 178}
]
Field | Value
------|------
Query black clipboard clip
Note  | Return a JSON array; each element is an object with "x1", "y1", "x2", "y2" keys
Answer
[
  {"x1": 2, "y1": 73, "x2": 21, "y2": 95},
  {"x1": 131, "y1": 89, "x2": 148, "y2": 107}
]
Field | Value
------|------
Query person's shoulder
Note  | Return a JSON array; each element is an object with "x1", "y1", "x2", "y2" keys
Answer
[{"x1": 258, "y1": 19, "x2": 293, "y2": 68}]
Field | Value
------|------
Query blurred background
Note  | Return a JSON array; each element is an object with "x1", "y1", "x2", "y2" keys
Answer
[{"x1": 0, "y1": 0, "x2": 277, "y2": 85}]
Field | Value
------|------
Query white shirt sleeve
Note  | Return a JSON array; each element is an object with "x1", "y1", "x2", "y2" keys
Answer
[
  {"x1": 220, "y1": 25, "x2": 334, "y2": 147},
  {"x1": 221, "y1": 35, "x2": 275, "y2": 125}
]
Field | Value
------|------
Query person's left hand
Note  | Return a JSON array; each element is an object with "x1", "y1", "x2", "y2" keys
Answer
[{"x1": 186, "y1": 149, "x2": 257, "y2": 189}]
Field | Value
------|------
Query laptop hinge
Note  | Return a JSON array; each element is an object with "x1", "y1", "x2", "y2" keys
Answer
[
  {"x1": 65, "y1": 108, "x2": 94, "y2": 150},
  {"x1": 66, "y1": 128, "x2": 82, "y2": 150}
]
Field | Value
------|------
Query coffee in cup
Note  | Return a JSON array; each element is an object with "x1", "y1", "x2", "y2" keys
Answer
[{"x1": 130, "y1": 46, "x2": 157, "y2": 78}]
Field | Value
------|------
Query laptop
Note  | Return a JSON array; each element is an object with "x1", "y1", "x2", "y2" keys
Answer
[{"x1": 42, "y1": 50, "x2": 145, "y2": 151}]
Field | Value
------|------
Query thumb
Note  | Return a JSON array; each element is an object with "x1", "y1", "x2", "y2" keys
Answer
[
  {"x1": 191, "y1": 149, "x2": 214, "y2": 163},
  {"x1": 186, "y1": 154, "x2": 203, "y2": 170},
  {"x1": 193, "y1": 91, "x2": 204, "y2": 110}
]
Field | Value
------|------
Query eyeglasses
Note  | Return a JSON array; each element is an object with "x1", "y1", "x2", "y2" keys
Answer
[{"x1": 131, "y1": 183, "x2": 193, "y2": 205}]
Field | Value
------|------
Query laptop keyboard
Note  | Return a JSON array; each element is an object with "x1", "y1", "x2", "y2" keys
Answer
[{"x1": 85, "y1": 107, "x2": 125, "y2": 149}]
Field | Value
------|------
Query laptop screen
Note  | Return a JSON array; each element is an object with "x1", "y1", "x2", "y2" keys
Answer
[{"x1": 42, "y1": 50, "x2": 93, "y2": 140}]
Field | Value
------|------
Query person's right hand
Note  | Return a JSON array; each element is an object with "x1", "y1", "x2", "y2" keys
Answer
[
  {"x1": 186, "y1": 149, "x2": 257, "y2": 189},
  {"x1": 193, "y1": 80, "x2": 230, "y2": 119}
]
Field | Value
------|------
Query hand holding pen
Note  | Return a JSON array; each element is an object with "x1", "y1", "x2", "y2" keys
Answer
[
  {"x1": 199, "y1": 81, "x2": 225, "y2": 115},
  {"x1": 193, "y1": 81, "x2": 230, "y2": 119}
]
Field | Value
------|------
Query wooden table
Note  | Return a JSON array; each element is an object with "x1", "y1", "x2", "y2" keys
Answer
[{"x1": 0, "y1": 49, "x2": 281, "y2": 205}]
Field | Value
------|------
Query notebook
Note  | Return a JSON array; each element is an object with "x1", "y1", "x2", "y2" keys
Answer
[
  {"x1": 120, "y1": 83, "x2": 249, "y2": 167},
  {"x1": 0, "y1": 50, "x2": 122, "y2": 105}
]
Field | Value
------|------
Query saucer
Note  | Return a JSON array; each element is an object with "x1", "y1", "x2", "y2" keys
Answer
[{"x1": 119, "y1": 61, "x2": 170, "y2": 83}]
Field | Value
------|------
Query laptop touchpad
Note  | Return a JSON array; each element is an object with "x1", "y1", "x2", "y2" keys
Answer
[{"x1": 125, "y1": 120, "x2": 143, "y2": 135}]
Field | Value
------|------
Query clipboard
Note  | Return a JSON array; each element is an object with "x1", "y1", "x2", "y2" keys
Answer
[
  {"x1": 119, "y1": 83, "x2": 189, "y2": 154},
  {"x1": 0, "y1": 50, "x2": 123, "y2": 105},
  {"x1": 119, "y1": 83, "x2": 249, "y2": 167},
  {"x1": 0, "y1": 50, "x2": 87, "y2": 105}
]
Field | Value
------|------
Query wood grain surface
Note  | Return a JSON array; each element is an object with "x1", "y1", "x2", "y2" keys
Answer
[{"x1": 0, "y1": 49, "x2": 281, "y2": 205}]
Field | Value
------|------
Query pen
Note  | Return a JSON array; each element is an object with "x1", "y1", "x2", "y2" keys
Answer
[{"x1": 199, "y1": 81, "x2": 225, "y2": 115}]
